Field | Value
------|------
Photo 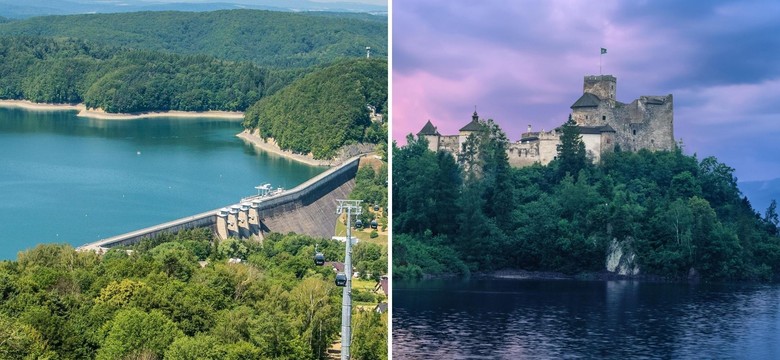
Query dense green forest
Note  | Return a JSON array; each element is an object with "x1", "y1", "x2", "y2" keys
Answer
[
  {"x1": 351, "y1": 162, "x2": 389, "y2": 227},
  {"x1": 0, "y1": 36, "x2": 274, "y2": 113},
  {"x1": 0, "y1": 9, "x2": 387, "y2": 115},
  {"x1": 345, "y1": 160, "x2": 390, "y2": 271},
  {"x1": 243, "y1": 58, "x2": 387, "y2": 159},
  {"x1": 0, "y1": 230, "x2": 387, "y2": 359},
  {"x1": 0, "y1": 10, "x2": 387, "y2": 68},
  {"x1": 393, "y1": 118, "x2": 780, "y2": 282},
  {"x1": 0, "y1": 9, "x2": 387, "y2": 159}
]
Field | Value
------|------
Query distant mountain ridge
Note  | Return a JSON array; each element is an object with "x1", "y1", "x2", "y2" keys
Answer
[
  {"x1": 0, "y1": 9, "x2": 387, "y2": 68},
  {"x1": 0, "y1": 0, "x2": 386, "y2": 19}
]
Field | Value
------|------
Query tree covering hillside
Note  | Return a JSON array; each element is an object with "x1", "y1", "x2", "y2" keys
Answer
[
  {"x1": 0, "y1": 230, "x2": 386, "y2": 359},
  {"x1": 243, "y1": 58, "x2": 387, "y2": 159},
  {"x1": 0, "y1": 36, "x2": 270, "y2": 113},
  {"x1": 393, "y1": 119, "x2": 780, "y2": 282},
  {"x1": 0, "y1": 10, "x2": 387, "y2": 68},
  {"x1": 0, "y1": 9, "x2": 387, "y2": 158}
]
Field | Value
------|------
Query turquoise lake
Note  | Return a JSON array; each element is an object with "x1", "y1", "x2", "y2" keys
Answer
[{"x1": 0, "y1": 107, "x2": 324, "y2": 260}]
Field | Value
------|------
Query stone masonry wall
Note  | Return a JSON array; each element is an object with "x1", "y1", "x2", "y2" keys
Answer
[
  {"x1": 507, "y1": 142, "x2": 541, "y2": 167},
  {"x1": 584, "y1": 75, "x2": 616, "y2": 101},
  {"x1": 612, "y1": 95, "x2": 674, "y2": 151},
  {"x1": 439, "y1": 135, "x2": 459, "y2": 155}
]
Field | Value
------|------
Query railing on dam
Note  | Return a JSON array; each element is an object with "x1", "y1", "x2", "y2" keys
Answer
[{"x1": 77, "y1": 154, "x2": 364, "y2": 252}]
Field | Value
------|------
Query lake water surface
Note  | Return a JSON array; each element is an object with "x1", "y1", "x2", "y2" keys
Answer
[
  {"x1": 0, "y1": 107, "x2": 323, "y2": 259},
  {"x1": 394, "y1": 278, "x2": 780, "y2": 359}
]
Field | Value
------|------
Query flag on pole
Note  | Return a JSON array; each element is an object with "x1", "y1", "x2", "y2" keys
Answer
[{"x1": 601, "y1": 48, "x2": 607, "y2": 54}]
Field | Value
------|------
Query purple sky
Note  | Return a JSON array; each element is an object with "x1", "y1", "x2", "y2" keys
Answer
[{"x1": 392, "y1": 0, "x2": 780, "y2": 182}]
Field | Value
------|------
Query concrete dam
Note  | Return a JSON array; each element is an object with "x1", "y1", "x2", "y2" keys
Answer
[{"x1": 78, "y1": 155, "x2": 363, "y2": 252}]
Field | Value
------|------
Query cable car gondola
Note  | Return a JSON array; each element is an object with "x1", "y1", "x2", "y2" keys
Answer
[
  {"x1": 355, "y1": 219, "x2": 363, "y2": 229},
  {"x1": 314, "y1": 252, "x2": 325, "y2": 266},
  {"x1": 373, "y1": 204, "x2": 380, "y2": 212},
  {"x1": 370, "y1": 219, "x2": 378, "y2": 229},
  {"x1": 335, "y1": 272, "x2": 348, "y2": 287}
]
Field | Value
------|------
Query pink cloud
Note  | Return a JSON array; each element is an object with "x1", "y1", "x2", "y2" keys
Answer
[{"x1": 393, "y1": 0, "x2": 780, "y2": 181}]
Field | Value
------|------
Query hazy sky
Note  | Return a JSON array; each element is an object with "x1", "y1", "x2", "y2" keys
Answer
[
  {"x1": 79, "y1": 0, "x2": 385, "y2": 4},
  {"x1": 393, "y1": 0, "x2": 780, "y2": 182}
]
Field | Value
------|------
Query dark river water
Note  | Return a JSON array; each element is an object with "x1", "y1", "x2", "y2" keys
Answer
[
  {"x1": 393, "y1": 278, "x2": 780, "y2": 359},
  {"x1": 0, "y1": 107, "x2": 324, "y2": 259}
]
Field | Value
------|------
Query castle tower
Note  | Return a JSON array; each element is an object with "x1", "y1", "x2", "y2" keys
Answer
[
  {"x1": 583, "y1": 75, "x2": 616, "y2": 101},
  {"x1": 458, "y1": 110, "x2": 482, "y2": 153},
  {"x1": 417, "y1": 120, "x2": 441, "y2": 152},
  {"x1": 571, "y1": 75, "x2": 617, "y2": 126}
]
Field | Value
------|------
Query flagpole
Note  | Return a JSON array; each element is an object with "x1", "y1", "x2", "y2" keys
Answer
[{"x1": 599, "y1": 48, "x2": 607, "y2": 75}]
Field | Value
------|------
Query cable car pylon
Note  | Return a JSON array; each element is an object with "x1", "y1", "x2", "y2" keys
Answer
[{"x1": 335, "y1": 199, "x2": 361, "y2": 360}]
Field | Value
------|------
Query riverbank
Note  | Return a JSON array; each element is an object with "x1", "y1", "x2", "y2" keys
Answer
[
  {"x1": 0, "y1": 100, "x2": 243, "y2": 120},
  {"x1": 237, "y1": 129, "x2": 334, "y2": 167}
]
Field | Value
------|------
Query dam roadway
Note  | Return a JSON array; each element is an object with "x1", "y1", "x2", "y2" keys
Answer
[{"x1": 77, "y1": 154, "x2": 365, "y2": 252}]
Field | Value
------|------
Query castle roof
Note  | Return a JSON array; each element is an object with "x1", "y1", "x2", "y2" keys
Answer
[
  {"x1": 578, "y1": 125, "x2": 616, "y2": 134},
  {"x1": 600, "y1": 124, "x2": 616, "y2": 133},
  {"x1": 459, "y1": 110, "x2": 482, "y2": 132},
  {"x1": 417, "y1": 120, "x2": 440, "y2": 136},
  {"x1": 570, "y1": 92, "x2": 601, "y2": 108},
  {"x1": 459, "y1": 120, "x2": 482, "y2": 132}
]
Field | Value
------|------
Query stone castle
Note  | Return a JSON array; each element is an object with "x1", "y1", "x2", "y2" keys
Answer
[{"x1": 417, "y1": 75, "x2": 674, "y2": 167}]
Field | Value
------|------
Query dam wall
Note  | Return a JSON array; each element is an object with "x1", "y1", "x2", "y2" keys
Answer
[
  {"x1": 78, "y1": 155, "x2": 363, "y2": 252},
  {"x1": 248, "y1": 154, "x2": 360, "y2": 238}
]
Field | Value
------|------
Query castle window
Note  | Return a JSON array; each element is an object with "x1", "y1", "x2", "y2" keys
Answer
[
  {"x1": 586, "y1": 115, "x2": 589, "y2": 120},
  {"x1": 602, "y1": 116, "x2": 606, "y2": 121},
  {"x1": 633, "y1": 129, "x2": 636, "y2": 135}
]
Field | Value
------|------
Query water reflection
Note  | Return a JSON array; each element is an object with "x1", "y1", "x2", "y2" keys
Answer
[{"x1": 394, "y1": 279, "x2": 780, "y2": 359}]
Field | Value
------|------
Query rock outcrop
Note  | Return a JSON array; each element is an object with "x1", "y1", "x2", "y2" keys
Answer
[{"x1": 606, "y1": 238, "x2": 640, "y2": 276}]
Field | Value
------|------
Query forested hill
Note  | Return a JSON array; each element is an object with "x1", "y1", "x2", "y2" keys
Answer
[
  {"x1": 393, "y1": 120, "x2": 780, "y2": 282},
  {"x1": 243, "y1": 58, "x2": 387, "y2": 159},
  {"x1": 0, "y1": 230, "x2": 387, "y2": 359},
  {"x1": 0, "y1": 10, "x2": 387, "y2": 68},
  {"x1": 0, "y1": 37, "x2": 271, "y2": 113}
]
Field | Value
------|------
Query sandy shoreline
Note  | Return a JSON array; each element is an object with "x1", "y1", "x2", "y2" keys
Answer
[
  {"x1": 237, "y1": 130, "x2": 334, "y2": 167},
  {"x1": 0, "y1": 99, "x2": 244, "y2": 120},
  {"x1": 0, "y1": 100, "x2": 82, "y2": 112},
  {"x1": 0, "y1": 99, "x2": 338, "y2": 166}
]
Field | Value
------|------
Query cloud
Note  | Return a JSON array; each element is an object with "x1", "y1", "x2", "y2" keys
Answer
[{"x1": 393, "y1": 0, "x2": 780, "y2": 181}]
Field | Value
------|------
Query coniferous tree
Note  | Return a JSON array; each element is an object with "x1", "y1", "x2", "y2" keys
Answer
[
  {"x1": 765, "y1": 199, "x2": 779, "y2": 235},
  {"x1": 478, "y1": 119, "x2": 514, "y2": 231},
  {"x1": 556, "y1": 115, "x2": 587, "y2": 177}
]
